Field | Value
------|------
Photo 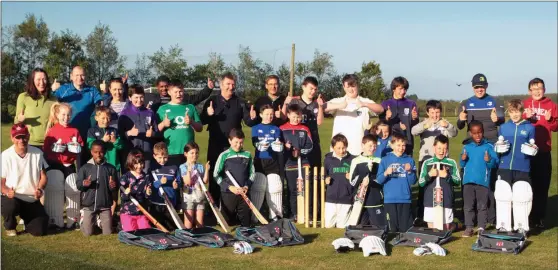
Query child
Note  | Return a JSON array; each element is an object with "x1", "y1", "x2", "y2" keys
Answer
[
  {"x1": 380, "y1": 77, "x2": 420, "y2": 156},
  {"x1": 348, "y1": 134, "x2": 385, "y2": 228},
  {"x1": 147, "y1": 142, "x2": 182, "y2": 231},
  {"x1": 323, "y1": 134, "x2": 356, "y2": 228},
  {"x1": 157, "y1": 81, "x2": 202, "y2": 167},
  {"x1": 87, "y1": 106, "x2": 123, "y2": 174},
  {"x1": 119, "y1": 149, "x2": 153, "y2": 232},
  {"x1": 180, "y1": 142, "x2": 210, "y2": 229},
  {"x1": 371, "y1": 120, "x2": 392, "y2": 158},
  {"x1": 522, "y1": 78, "x2": 558, "y2": 229},
  {"x1": 280, "y1": 104, "x2": 314, "y2": 221},
  {"x1": 76, "y1": 140, "x2": 118, "y2": 236},
  {"x1": 495, "y1": 99, "x2": 535, "y2": 233},
  {"x1": 411, "y1": 100, "x2": 458, "y2": 224},
  {"x1": 118, "y1": 84, "x2": 158, "y2": 173},
  {"x1": 418, "y1": 135, "x2": 461, "y2": 230},
  {"x1": 460, "y1": 120, "x2": 499, "y2": 237},
  {"x1": 251, "y1": 105, "x2": 284, "y2": 222},
  {"x1": 43, "y1": 102, "x2": 84, "y2": 230},
  {"x1": 214, "y1": 129, "x2": 255, "y2": 227},
  {"x1": 376, "y1": 133, "x2": 417, "y2": 233}
]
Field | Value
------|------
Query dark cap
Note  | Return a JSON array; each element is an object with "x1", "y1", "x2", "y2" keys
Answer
[{"x1": 472, "y1": 73, "x2": 488, "y2": 87}]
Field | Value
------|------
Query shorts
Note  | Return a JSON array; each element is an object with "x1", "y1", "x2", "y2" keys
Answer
[
  {"x1": 182, "y1": 191, "x2": 206, "y2": 211},
  {"x1": 423, "y1": 207, "x2": 454, "y2": 224}
]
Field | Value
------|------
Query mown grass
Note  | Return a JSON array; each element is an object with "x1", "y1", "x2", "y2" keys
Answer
[{"x1": 1, "y1": 117, "x2": 557, "y2": 270}]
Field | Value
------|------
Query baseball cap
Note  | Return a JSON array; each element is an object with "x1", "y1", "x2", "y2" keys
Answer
[
  {"x1": 471, "y1": 73, "x2": 488, "y2": 87},
  {"x1": 11, "y1": 123, "x2": 29, "y2": 138}
]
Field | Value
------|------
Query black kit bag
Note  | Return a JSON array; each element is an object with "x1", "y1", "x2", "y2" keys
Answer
[
  {"x1": 235, "y1": 218, "x2": 304, "y2": 247},
  {"x1": 118, "y1": 228, "x2": 193, "y2": 250},
  {"x1": 472, "y1": 230, "x2": 526, "y2": 254},
  {"x1": 390, "y1": 226, "x2": 452, "y2": 247},
  {"x1": 344, "y1": 224, "x2": 388, "y2": 245},
  {"x1": 174, "y1": 227, "x2": 237, "y2": 248}
]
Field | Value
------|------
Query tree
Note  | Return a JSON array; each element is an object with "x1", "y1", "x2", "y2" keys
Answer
[
  {"x1": 319, "y1": 74, "x2": 343, "y2": 101},
  {"x1": 235, "y1": 45, "x2": 273, "y2": 101},
  {"x1": 84, "y1": 22, "x2": 125, "y2": 85},
  {"x1": 12, "y1": 14, "x2": 49, "y2": 77},
  {"x1": 148, "y1": 44, "x2": 188, "y2": 83},
  {"x1": 206, "y1": 52, "x2": 226, "y2": 79},
  {"x1": 275, "y1": 63, "x2": 291, "y2": 96},
  {"x1": 407, "y1": 93, "x2": 418, "y2": 101},
  {"x1": 44, "y1": 29, "x2": 87, "y2": 82},
  {"x1": 309, "y1": 49, "x2": 335, "y2": 83},
  {"x1": 1, "y1": 51, "x2": 22, "y2": 122},
  {"x1": 129, "y1": 53, "x2": 152, "y2": 86},
  {"x1": 357, "y1": 61, "x2": 389, "y2": 103}
]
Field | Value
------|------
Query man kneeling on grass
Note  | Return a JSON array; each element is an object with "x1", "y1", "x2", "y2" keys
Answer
[{"x1": 1, "y1": 123, "x2": 49, "y2": 236}]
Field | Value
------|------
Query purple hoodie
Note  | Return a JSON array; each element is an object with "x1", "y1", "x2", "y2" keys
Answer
[
  {"x1": 117, "y1": 105, "x2": 159, "y2": 154},
  {"x1": 380, "y1": 98, "x2": 419, "y2": 154}
]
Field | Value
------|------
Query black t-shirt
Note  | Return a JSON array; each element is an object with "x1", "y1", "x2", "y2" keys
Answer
[{"x1": 253, "y1": 94, "x2": 287, "y2": 127}]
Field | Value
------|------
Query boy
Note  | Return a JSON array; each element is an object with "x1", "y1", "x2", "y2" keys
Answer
[
  {"x1": 411, "y1": 100, "x2": 458, "y2": 224},
  {"x1": 380, "y1": 77, "x2": 420, "y2": 156},
  {"x1": 251, "y1": 105, "x2": 284, "y2": 222},
  {"x1": 418, "y1": 135, "x2": 461, "y2": 230},
  {"x1": 376, "y1": 133, "x2": 417, "y2": 233},
  {"x1": 148, "y1": 142, "x2": 182, "y2": 231},
  {"x1": 280, "y1": 104, "x2": 314, "y2": 221},
  {"x1": 522, "y1": 78, "x2": 558, "y2": 229},
  {"x1": 324, "y1": 74, "x2": 384, "y2": 156},
  {"x1": 214, "y1": 129, "x2": 255, "y2": 227},
  {"x1": 495, "y1": 99, "x2": 535, "y2": 234},
  {"x1": 87, "y1": 106, "x2": 123, "y2": 173},
  {"x1": 157, "y1": 80, "x2": 202, "y2": 167},
  {"x1": 460, "y1": 120, "x2": 499, "y2": 237},
  {"x1": 372, "y1": 120, "x2": 393, "y2": 158},
  {"x1": 76, "y1": 140, "x2": 119, "y2": 236},
  {"x1": 348, "y1": 134, "x2": 385, "y2": 228},
  {"x1": 323, "y1": 134, "x2": 356, "y2": 228}
]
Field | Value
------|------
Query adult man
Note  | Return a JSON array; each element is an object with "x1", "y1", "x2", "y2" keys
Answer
[
  {"x1": 324, "y1": 74, "x2": 384, "y2": 156},
  {"x1": 200, "y1": 72, "x2": 257, "y2": 202},
  {"x1": 1, "y1": 123, "x2": 49, "y2": 236},
  {"x1": 145, "y1": 75, "x2": 214, "y2": 114},
  {"x1": 252, "y1": 75, "x2": 288, "y2": 127},
  {"x1": 456, "y1": 73, "x2": 505, "y2": 227}
]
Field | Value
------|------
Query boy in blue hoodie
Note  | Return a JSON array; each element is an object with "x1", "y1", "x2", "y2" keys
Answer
[
  {"x1": 376, "y1": 132, "x2": 417, "y2": 233},
  {"x1": 460, "y1": 120, "x2": 499, "y2": 237},
  {"x1": 494, "y1": 99, "x2": 535, "y2": 234},
  {"x1": 372, "y1": 119, "x2": 393, "y2": 158}
]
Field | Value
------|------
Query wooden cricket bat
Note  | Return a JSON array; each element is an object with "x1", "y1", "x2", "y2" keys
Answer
[
  {"x1": 225, "y1": 170, "x2": 269, "y2": 225},
  {"x1": 158, "y1": 187, "x2": 186, "y2": 230},
  {"x1": 305, "y1": 166, "x2": 310, "y2": 228},
  {"x1": 195, "y1": 171, "x2": 231, "y2": 233},
  {"x1": 320, "y1": 166, "x2": 325, "y2": 228},
  {"x1": 119, "y1": 186, "x2": 169, "y2": 233},
  {"x1": 346, "y1": 176, "x2": 369, "y2": 226},
  {"x1": 433, "y1": 162, "x2": 444, "y2": 230},
  {"x1": 313, "y1": 166, "x2": 318, "y2": 228},
  {"x1": 297, "y1": 157, "x2": 305, "y2": 225}
]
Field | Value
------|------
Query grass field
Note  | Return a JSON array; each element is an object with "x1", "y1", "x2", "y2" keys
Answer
[{"x1": 1, "y1": 117, "x2": 557, "y2": 270}]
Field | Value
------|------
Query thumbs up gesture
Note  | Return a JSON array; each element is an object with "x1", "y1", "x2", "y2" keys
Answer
[
  {"x1": 250, "y1": 105, "x2": 256, "y2": 120},
  {"x1": 7, "y1": 187, "x2": 15, "y2": 199},
  {"x1": 399, "y1": 122, "x2": 407, "y2": 131},
  {"x1": 102, "y1": 131, "x2": 111, "y2": 142},
  {"x1": 109, "y1": 176, "x2": 116, "y2": 189},
  {"x1": 172, "y1": 179, "x2": 178, "y2": 189},
  {"x1": 459, "y1": 106, "x2": 468, "y2": 121},
  {"x1": 484, "y1": 150, "x2": 490, "y2": 162},
  {"x1": 207, "y1": 77, "x2": 215, "y2": 89},
  {"x1": 162, "y1": 112, "x2": 171, "y2": 128},
  {"x1": 428, "y1": 166, "x2": 438, "y2": 177},
  {"x1": 146, "y1": 125, "x2": 153, "y2": 138},
  {"x1": 122, "y1": 73, "x2": 129, "y2": 84},
  {"x1": 461, "y1": 149, "x2": 468, "y2": 161},
  {"x1": 127, "y1": 125, "x2": 139, "y2": 137},
  {"x1": 161, "y1": 176, "x2": 167, "y2": 185},
  {"x1": 52, "y1": 79, "x2": 60, "y2": 91},
  {"x1": 110, "y1": 132, "x2": 116, "y2": 143},
  {"x1": 317, "y1": 94, "x2": 325, "y2": 107},
  {"x1": 524, "y1": 108, "x2": 534, "y2": 119},
  {"x1": 544, "y1": 109, "x2": 552, "y2": 121},
  {"x1": 490, "y1": 107, "x2": 498, "y2": 123},
  {"x1": 83, "y1": 175, "x2": 92, "y2": 187},
  {"x1": 275, "y1": 105, "x2": 282, "y2": 119},
  {"x1": 17, "y1": 108, "x2": 25, "y2": 123},
  {"x1": 100, "y1": 80, "x2": 107, "y2": 93},
  {"x1": 207, "y1": 101, "x2": 215, "y2": 116},
  {"x1": 184, "y1": 110, "x2": 191, "y2": 125},
  {"x1": 411, "y1": 106, "x2": 418, "y2": 120},
  {"x1": 146, "y1": 186, "x2": 152, "y2": 196},
  {"x1": 439, "y1": 166, "x2": 448, "y2": 178},
  {"x1": 386, "y1": 106, "x2": 392, "y2": 120}
]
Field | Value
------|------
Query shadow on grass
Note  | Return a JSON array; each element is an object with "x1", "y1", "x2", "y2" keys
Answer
[
  {"x1": 302, "y1": 233, "x2": 320, "y2": 244},
  {"x1": 527, "y1": 194, "x2": 558, "y2": 236}
]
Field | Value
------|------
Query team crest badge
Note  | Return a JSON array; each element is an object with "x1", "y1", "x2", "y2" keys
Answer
[
  {"x1": 313, "y1": 108, "x2": 318, "y2": 114},
  {"x1": 258, "y1": 129, "x2": 263, "y2": 133},
  {"x1": 404, "y1": 108, "x2": 410, "y2": 115},
  {"x1": 487, "y1": 101, "x2": 493, "y2": 106},
  {"x1": 95, "y1": 132, "x2": 100, "y2": 136},
  {"x1": 299, "y1": 132, "x2": 305, "y2": 138},
  {"x1": 470, "y1": 103, "x2": 475, "y2": 107},
  {"x1": 520, "y1": 130, "x2": 527, "y2": 136},
  {"x1": 270, "y1": 130, "x2": 275, "y2": 134}
]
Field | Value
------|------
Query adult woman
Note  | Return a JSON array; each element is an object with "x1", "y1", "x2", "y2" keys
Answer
[{"x1": 15, "y1": 68, "x2": 57, "y2": 148}]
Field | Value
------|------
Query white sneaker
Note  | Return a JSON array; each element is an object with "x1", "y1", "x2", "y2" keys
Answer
[{"x1": 6, "y1": 230, "x2": 17, "y2": 237}]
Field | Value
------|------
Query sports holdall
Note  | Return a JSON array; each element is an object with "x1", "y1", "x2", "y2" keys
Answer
[
  {"x1": 472, "y1": 230, "x2": 526, "y2": 254},
  {"x1": 235, "y1": 218, "x2": 304, "y2": 247},
  {"x1": 174, "y1": 227, "x2": 237, "y2": 248},
  {"x1": 118, "y1": 228, "x2": 193, "y2": 250},
  {"x1": 391, "y1": 226, "x2": 452, "y2": 247},
  {"x1": 344, "y1": 225, "x2": 388, "y2": 245}
]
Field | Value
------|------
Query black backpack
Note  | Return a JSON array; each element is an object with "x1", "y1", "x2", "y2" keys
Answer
[
  {"x1": 390, "y1": 226, "x2": 452, "y2": 247},
  {"x1": 235, "y1": 218, "x2": 305, "y2": 247},
  {"x1": 472, "y1": 230, "x2": 526, "y2": 254},
  {"x1": 344, "y1": 225, "x2": 388, "y2": 245},
  {"x1": 174, "y1": 227, "x2": 237, "y2": 248}
]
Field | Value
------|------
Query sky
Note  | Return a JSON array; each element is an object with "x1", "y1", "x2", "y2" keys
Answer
[{"x1": 2, "y1": 1, "x2": 557, "y2": 101}]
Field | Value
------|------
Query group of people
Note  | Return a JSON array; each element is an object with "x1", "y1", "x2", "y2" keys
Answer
[{"x1": 2, "y1": 65, "x2": 556, "y2": 242}]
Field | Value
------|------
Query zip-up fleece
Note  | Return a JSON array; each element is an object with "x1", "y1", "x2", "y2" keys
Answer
[
  {"x1": 349, "y1": 155, "x2": 383, "y2": 207},
  {"x1": 376, "y1": 152, "x2": 417, "y2": 204},
  {"x1": 324, "y1": 152, "x2": 356, "y2": 205},
  {"x1": 119, "y1": 171, "x2": 151, "y2": 216},
  {"x1": 411, "y1": 119, "x2": 458, "y2": 161},
  {"x1": 214, "y1": 148, "x2": 255, "y2": 194},
  {"x1": 379, "y1": 98, "x2": 420, "y2": 149},
  {"x1": 460, "y1": 138, "x2": 499, "y2": 188},
  {"x1": 498, "y1": 120, "x2": 535, "y2": 173},
  {"x1": 280, "y1": 122, "x2": 313, "y2": 157},
  {"x1": 149, "y1": 164, "x2": 181, "y2": 207},
  {"x1": 457, "y1": 94, "x2": 505, "y2": 143},
  {"x1": 117, "y1": 105, "x2": 158, "y2": 154},
  {"x1": 87, "y1": 125, "x2": 124, "y2": 171},
  {"x1": 418, "y1": 156, "x2": 461, "y2": 208},
  {"x1": 76, "y1": 159, "x2": 118, "y2": 211},
  {"x1": 43, "y1": 123, "x2": 84, "y2": 165},
  {"x1": 522, "y1": 96, "x2": 558, "y2": 152}
]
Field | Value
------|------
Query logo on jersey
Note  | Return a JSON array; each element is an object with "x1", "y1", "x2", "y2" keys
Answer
[
  {"x1": 313, "y1": 108, "x2": 318, "y2": 114},
  {"x1": 299, "y1": 132, "x2": 305, "y2": 138},
  {"x1": 404, "y1": 108, "x2": 409, "y2": 115},
  {"x1": 487, "y1": 101, "x2": 493, "y2": 106},
  {"x1": 270, "y1": 129, "x2": 275, "y2": 134},
  {"x1": 258, "y1": 129, "x2": 263, "y2": 134},
  {"x1": 169, "y1": 169, "x2": 175, "y2": 174},
  {"x1": 469, "y1": 103, "x2": 475, "y2": 107},
  {"x1": 520, "y1": 130, "x2": 527, "y2": 136},
  {"x1": 146, "y1": 116, "x2": 151, "y2": 124},
  {"x1": 95, "y1": 132, "x2": 100, "y2": 136}
]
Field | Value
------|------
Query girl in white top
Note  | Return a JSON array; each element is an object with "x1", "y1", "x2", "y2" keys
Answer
[{"x1": 179, "y1": 142, "x2": 210, "y2": 229}]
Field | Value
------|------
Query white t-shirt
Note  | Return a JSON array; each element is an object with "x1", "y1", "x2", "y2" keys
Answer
[
  {"x1": 1, "y1": 145, "x2": 48, "y2": 202},
  {"x1": 328, "y1": 96, "x2": 376, "y2": 156}
]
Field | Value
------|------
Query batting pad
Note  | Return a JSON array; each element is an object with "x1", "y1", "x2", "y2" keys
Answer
[
  {"x1": 66, "y1": 193, "x2": 81, "y2": 227},
  {"x1": 512, "y1": 181, "x2": 532, "y2": 232},
  {"x1": 266, "y1": 174, "x2": 283, "y2": 219},
  {"x1": 45, "y1": 170, "x2": 65, "y2": 227},
  {"x1": 495, "y1": 179, "x2": 513, "y2": 231},
  {"x1": 249, "y1": 173, "x2": 267, "y2": 223},
  {"x1": 64, "y1": 172, "x2": 80, "y2": 194}
]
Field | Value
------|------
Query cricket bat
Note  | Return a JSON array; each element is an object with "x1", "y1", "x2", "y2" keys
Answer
[
  {"x1": 320, "y1": 166, "x2": 325, "y2": 228},
  {"x1": 305, "y1": 166, "x2": 310, "y2": 228},
  {"x1": 297, "y1": 157, "x2": 305, "y2": 225},
  {"x1": 225, "y1": 170, "x2": 269, "y2": 225},
  {"x1": 346, "y1": 176, "x2": 369, "y2": 226},
  {"x1": 158, "y1": 187, "x2": 186, "y2": 230},
  {"x1": 194, "y1": 170, "x2": 231, "y2": 233},
  {"x1": 433, "y1": 162, "x2": 444, "y2": 230},
  {"x1": 313, "y1": 166, "x2": 318, "y2": 228},
  {"x1": 119, "y1": 186, "x2": 169, "y2": 233}
]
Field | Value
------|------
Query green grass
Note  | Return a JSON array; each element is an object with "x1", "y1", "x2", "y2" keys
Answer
[{"x1": 2, "y1": 118, "x2": 557, "y2": 270}]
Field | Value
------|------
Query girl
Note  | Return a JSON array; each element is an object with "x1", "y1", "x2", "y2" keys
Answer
[
  {"x1": 371, "y1": 119, "x2": 393, "y2": 158},
  {"x1": 119, "y1": 149, "x2": 152, "y2": 231},
  {"x1": 43, "y1": 102, "x2": 84, "y2": 229},
  {"x1": 179, "y1": 142, "x2": 210, "y2": 229}
]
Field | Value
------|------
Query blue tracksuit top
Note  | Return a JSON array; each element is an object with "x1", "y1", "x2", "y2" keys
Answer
[
  {"x1": 460, "y1": 138, "x2": 499, "y2": 187},
  {"x1": 498, "y1": 120, "x2": 535, "y2": 173}
]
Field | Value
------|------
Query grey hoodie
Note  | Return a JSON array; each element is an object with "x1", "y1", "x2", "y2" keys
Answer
[{"x1": 411, "y1": 118, "x2": 458, "y2": 162}]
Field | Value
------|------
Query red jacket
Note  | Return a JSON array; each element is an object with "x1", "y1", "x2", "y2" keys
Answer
[
  {"x1": 522, "y1": 97, "x2": 558, "y2": 152},
  {"x1": 43, "y1": 123, "x2": 84, "y2": 165}
]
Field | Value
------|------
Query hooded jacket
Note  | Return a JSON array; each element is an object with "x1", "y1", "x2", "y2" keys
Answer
[
  {"x1": 522, "y1": 96, "x2": 558, "y2": 152},
  {"x1": 87, "y1": 125, "x2": 124, "y2": 171},
  {"x1": 117, "y1": 105, "x2": 158, "y2": 154},
  {"x1": 411, "y1": 119, "x2": 458, "y2": 162},
  {"x1": 376, "y1": 152, "x2": 417, "y2": 204},
  {"x1": 76, "y1": 158, "x2": 118, "y2": 211},
  {"x1": 498, "y1": 119, "x2": 535, "y2": 173},
  {"x1": 324, "y1": 152, "x2": 356, "y2": 205},
  {"x1": 460, "y1": 138, "x2": 499, "y2": 187},
  {"x1": 418, "y1": 156, "x2": 461, "y2": 208}
]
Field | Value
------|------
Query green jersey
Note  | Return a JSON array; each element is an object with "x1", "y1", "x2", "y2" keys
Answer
[{"x1": 157, "y1": 103, "x2": 201, "y2": 155}]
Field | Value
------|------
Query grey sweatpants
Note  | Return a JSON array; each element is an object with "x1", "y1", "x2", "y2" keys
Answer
[{"x1": 81, "y1": 208, "x2": 112, "y2": 236}]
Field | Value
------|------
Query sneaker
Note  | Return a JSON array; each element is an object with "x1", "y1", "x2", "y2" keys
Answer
[
  {"x1": 6, "y1": 230, "x2": 17, "y2": 237},
  {"x1": 462, "y1": 228, "x2": 474, "y2": 237},
  {"x1": 477, "y1": 227, "x2": 485, "y2": 236}
]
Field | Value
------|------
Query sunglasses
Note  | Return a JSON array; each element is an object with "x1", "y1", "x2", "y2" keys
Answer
[{"x1": 14, "y1": 135, "x2": 28, "y2": 141}]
